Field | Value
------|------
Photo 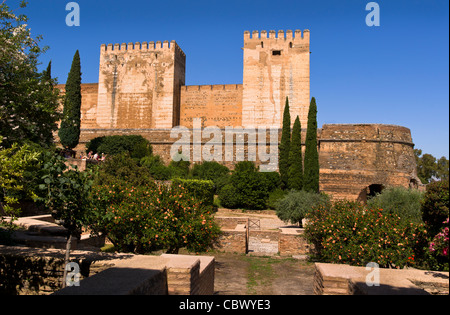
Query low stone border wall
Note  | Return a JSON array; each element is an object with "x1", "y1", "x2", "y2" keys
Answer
[
  {"x1": 314, "y1": 263, "x2": 449, "y2": 295},
  {"x1": 279, "y1": 228, "x2": 310, "y2": 257},
  {"x1": 0, "y1": 245, "x2": 215, "y2": 295},
  {"x1": 214, "y1": 217, "x2": 311, "y2": 256}
]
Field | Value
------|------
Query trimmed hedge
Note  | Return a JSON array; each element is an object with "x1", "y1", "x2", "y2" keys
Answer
[
  {"x1": 85, "y1": 135, "x2": 152, "y2": 159},
  {"x1": 218, "y1": 161, "x2": 275, "y2": 210}
]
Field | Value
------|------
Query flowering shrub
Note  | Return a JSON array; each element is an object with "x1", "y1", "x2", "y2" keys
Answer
[
  {"x1": 305, "y1": 200, "x2": 426, "y2": 269},
  {"x1": 428, "y1": 218, "x2": 449, "y2": 271},
  {"x1": 87, "y1": 183, "x2": 220, "y2": 254},
  {"x1": 421, "y1": 180, "x2": 449, "y2": 236},
  {"x1": 171, "y1": 178, "x2": 215, "y2": 208}
]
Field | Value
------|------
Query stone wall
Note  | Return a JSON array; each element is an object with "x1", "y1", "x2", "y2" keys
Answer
[
  {"x1": 314, "y1": 262, "x2": 449, "y2": 295},
  {"x1": 55, "y1": 83, "x2": 99, "y2": 130},
  {"x1": 0, "y1": 246, "x2": 118, "y2": 295},
  {"x1": 96, "y1": 41, "x2": 185, "y2": 129},
  {"x1": 70, "y1": 123, "x2": 420, "y2": 201},
  {"x1": 242, "y1": 30, "x2": 310, "y2": 129},
  {"x1": 180, "y1": 84, "x2": 243, "y2": 128},
  {"x1": 278, "y1": 228, "x2": 310, "y2": 257},
  {"x1": 318, "y1": 124, "x2": 421, "y2": 201},
  {"x1": 0, "y1": 246, "x2": 215, "y2": 295}
]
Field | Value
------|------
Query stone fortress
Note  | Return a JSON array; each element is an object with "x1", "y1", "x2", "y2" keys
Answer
[{"x1": 57, "y1": 29, "x2": 422, "y2": 201}]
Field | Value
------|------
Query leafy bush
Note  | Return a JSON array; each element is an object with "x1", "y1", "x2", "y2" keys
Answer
[
  {"x1": 421, "y1": 180, "x2": 449, "y2": 236},
  {"x1": 428, "y1": 218, "x2": 449, "y2": 271},
  {"x1": 276, "y1": 190, "x2": 330, "y2": 225},
  {"x1": 87, "y1": 183, "x2": 220, "y2": 254},
  {"x1": 172, "y1": 178, "x2": 215, "y2": 208},
  {"x1": 168, "y1": 159, "x2": 190, "y2": 179},
  {"x1": 190, "y1": 161, "x2": 230, "y2": 193},
  {"x1": 86, "y1": 135, "x2": 152, "y2": 160},
  {"x1": 367, "y1": 186, "x2": 424, "y2": 223},
  {"x1": 218, "y1": 161, "x2": 272, "y2": 210},
  {"x1": 267, "y1": 188, "x2": 288, "y2": 210},
  {"x1": 260, "y1": 171, "x2": 281, "y2": 193},
  {"x1": 93, "y1": 152, "x2": 154, "y2": 187},
  {"x1": 305, "y1": 200, "x2": 426, "y2": 269},
  {"x1": 218, "y1": 184, "x2": 240, "y2": 209},
  {"x1": 140, "y1": 155, "x2": 171, "y2": 180}
]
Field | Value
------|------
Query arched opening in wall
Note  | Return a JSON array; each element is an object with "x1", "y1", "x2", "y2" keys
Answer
[
  {"x1": 409, "y1": 178, "x2": 419, "y2": 189},
  {"x1": 357, "y1": 184, "x2": 384, "y2": 203},
  {"x1": 289, "y1": 42, "x2": 293, "y2": 48},
  {"x1": 368, "y1": 184, "x2": 383, "y2": 198},
  {"x1": 261, "y1": 41, "x2": 264, "y2": 48}
]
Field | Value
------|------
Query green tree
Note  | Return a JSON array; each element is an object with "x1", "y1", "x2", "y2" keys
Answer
[
  {"x1": 367, "y1": 186, "x2": 424, "y2": 223},
  {"x1": 276, "y1": 190, "x2": 329, "y2": 226},
  {"x1": 436, "y1": 156, "x2": 449, "y2": 181},
  {"x1": 39, "y1": 153, "x2": 94, "y2": 288},
  {"x1": 0, "y1": 1, "x2": 60, "y2": 148},
  {"x1": 218, "y1": 161, "x2": 272, "y2": 210},
  {"x1": 0, "y1": 141, "x2": 39, "y2": 227},
  {"x1": 414, "y1": 149, "x2": 449, "y2": 183},
  {"x1": 58, "y1": 50, "x2": 82, "y2": 152},
  {"x1": 421, "y1": 180, "x2": 449, "y2": 236},
  {"x1": 279, "y1": 97, "x2": 291, "y2": 189},
  {"x1": 303, "y1": 97, "x2": 319, "y2": 193},
  {"x1": 43, "y1": 61, "x2": 52, "y2": 83},
  {"x1": 288, "y1": 116, "x2": 303, "y2": 190},
  {"x1": 414, "y1": 149, "x2": 437, "y2": 184}
]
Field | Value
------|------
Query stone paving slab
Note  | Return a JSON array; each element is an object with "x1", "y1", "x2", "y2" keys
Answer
[{"x1": 315, "y1": 263, "x2": 449, "y2": 295}]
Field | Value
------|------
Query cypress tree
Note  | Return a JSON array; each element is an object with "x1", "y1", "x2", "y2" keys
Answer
[
  {"x1": 43, "y1": 61, "x2": 52, "y2": 83},
  {"x1": 59, "y1": 50, "x2": 82, "y2": 151},
  {"x1": 279, "y1": 97, "x2": 291, "y2": 189},
  {"x1": 288, "y1": 116, "x2": 303, "y2": 190},
  {"x1": 303, "y1": 97, "x2": 319, "y2": 193}
]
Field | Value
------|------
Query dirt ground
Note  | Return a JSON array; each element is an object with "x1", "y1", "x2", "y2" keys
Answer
[
  {"x1": 212, "y1": 209, "x2": 315, "y2": 295},
  {"x1": 213, "y1": 252, "x2": 316, "y2": 295}
]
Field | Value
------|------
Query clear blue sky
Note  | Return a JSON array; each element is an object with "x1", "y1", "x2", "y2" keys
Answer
[{"x1": 14, "y1": 0, "x2": 450, "y2": 158}]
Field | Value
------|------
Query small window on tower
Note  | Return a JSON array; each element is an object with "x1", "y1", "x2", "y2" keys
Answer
[{"x1": 272, "y1": 50, "x2": 281, "y2": 56}]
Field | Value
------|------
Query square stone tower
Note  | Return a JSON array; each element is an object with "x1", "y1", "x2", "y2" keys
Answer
[
  {"x1": 242, "y1": 30, "x2": 310, "y2": 129},
  {"x1": 96, "y1": 41, "x2": 185, "y2": 129}
]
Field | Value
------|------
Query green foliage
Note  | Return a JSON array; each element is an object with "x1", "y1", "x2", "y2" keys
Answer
[
  {"x1": 190, "y1": 161, "x2": 230, "y2": 193},
  {"x1": 94, "y1": 152, "x2": 154, "y2": 187},
  {"x1": 0, "y1": 1, "x2": 60, "y2": 148},
  {"x1": 278, "y1": 97, "x2": 291, "y2": 188},
  {"x1": 421, "y1": 180, "x2": 449, "y2": 236},
  {"x1": 0, "y1": 141, "x2": 39, "y2": 225},
  {"x1": 427, "y1": 218, "x2": 449, "y2": 271},
  {"x1": 288, "y1": 116, "x2": 303, "y2": 191},
  {"x1": 218, "y1": 184, "x2": 240, "y2": 209},
  {"x1": 87, "y1": 183, "x2": 221, "y2": 254},
  {"x1": 218, "y1": 161, "x2": 273, "y2": 210},
  {"x1": 172, "y1": 178, "x2": 215, "y2": 208},
  {"x1": 279, "y1": 97, "x2": 291, "y2": 189},
  {"x1": 303, "y1": 97, "x2": 319, "y2": 193},
  {"x1": 58, "y1": 50, "x2": 82, "y2": 150},
  {"x1": 39, "y1": 153, "x2": 94, "y2": 238},
  {"x1": 140, "y1": 155, "x2": 171, "y2": 180},
  {"x1": 415, "y1": 149, "x2": 449, "y2": 183},
  {"x1": 276, "y1": 190, "x2": 330, "y2": 225},
  {"x1": 305, "y1": 200, "x2": 426, "y2": 269},
  {"x1": 86, "y1": 135, "x2": 152, "y2": 160},
  {"x1": 267, "y1": 188, "x2": 288, "y2": 210},
  {"x1": 168, "y1": 159, "x2": 190, "y2": 179},
  {"x1": 367, "y1": 186, "x2": 424, "y2": 223},
  {"x1": 259, "y1": 171, "x2": 281, "y2": 192}
]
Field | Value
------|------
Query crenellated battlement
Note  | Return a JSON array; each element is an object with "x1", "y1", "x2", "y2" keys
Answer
[
  {"x1": 243, "y1": 29, "x2": 309, "y2": 43},
  {"x1": 100, "y1": 40, "x2": 185, "y2": 57}
]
